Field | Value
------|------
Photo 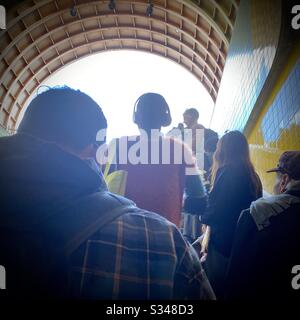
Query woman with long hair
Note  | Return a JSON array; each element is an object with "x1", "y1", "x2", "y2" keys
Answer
[{"x1": 200, "y1": 130, "x2": 262, "y2": 298}]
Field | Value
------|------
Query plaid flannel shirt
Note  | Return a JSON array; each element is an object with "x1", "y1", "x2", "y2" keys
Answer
[{"x1": 69, "y1": 208, "x2": 215, "y2": 300}]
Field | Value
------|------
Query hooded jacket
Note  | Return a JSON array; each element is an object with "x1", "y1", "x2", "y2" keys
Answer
[
  {"x1": 0, "y1": 134, "x2": 107, "y2": 229},
  {"x1": 225, "y1": 184, "x2": 300, "y2": 300}
]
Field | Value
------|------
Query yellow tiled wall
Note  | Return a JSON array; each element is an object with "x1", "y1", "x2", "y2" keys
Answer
[
  {"x1": 248, "y1": 43, "x2": 300, "y2": 193},
  {"x1": 210, "y1": 0, "x2": 300, "y2": 193},
  {"x1": 210, "y1": 0, "x2": 281, "y2": 134}
]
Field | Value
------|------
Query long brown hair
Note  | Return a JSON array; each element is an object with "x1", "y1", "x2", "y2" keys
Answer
[{"x1": 210, "y1": 130, "x2": 262, "y2": 197}]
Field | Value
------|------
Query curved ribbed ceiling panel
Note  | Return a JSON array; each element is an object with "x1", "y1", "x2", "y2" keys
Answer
[{"x1": 0, "y1": 0, "x2": 239, "y2": 130}]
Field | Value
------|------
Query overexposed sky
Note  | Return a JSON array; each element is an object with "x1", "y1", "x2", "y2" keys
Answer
[{"x1": 36, "y1": 50, "x2": 214, "y2": 142}]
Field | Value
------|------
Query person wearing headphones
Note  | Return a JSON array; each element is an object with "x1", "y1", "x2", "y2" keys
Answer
[{"x1": 110, "y1": 92, "x2": 207, "y2": 229}]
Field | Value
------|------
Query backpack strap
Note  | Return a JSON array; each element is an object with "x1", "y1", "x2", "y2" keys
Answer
[{"x1": 39, "y1": 191, "x2": 138, "y2": 257}]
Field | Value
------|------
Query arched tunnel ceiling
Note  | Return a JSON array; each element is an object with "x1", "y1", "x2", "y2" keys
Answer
[{"x1": 0, "y1": 0, "x2": 239, "y2": 131}]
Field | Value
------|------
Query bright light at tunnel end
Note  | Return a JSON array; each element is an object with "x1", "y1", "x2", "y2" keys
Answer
[{"x1": 19, "y1": 51, "x2": 215, "y2": 142}]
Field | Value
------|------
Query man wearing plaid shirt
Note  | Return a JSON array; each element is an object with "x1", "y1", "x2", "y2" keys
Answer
[
  {"x1": 69, "y1": 207, "x2": 214, "y2": 299},
  {"x1": 0, "y1": 87, "x2": 215, "y2": 300}
]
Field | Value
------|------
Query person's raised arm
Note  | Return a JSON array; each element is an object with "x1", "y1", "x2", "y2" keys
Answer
[{"x1": 182, "y1": 142, "x2": 208, "y2": 216}]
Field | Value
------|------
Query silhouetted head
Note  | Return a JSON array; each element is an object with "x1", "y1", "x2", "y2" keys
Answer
[
  {"x1": 183, "y1": 108, "x2": 199, "y2": 128},
  {"x1": 133, "y1": 93, "x2": 172, "y2": 133},
  {"x1": 204, "y1": 129, "x2": 219, "y2": 153},
  {"x1": 211, "y1": 130, "x2": 262, "y2": 196},
  {"x1": 18, "y1": 86, "x2": 107, "y2": 158}
]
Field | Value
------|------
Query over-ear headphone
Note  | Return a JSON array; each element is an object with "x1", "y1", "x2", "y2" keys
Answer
[{"x1": 133, "y1": 93, "x2": 172, "y2": 127}]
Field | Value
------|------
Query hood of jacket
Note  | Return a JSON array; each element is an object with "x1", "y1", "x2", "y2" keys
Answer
[
  {"x1": 250, "y1": 187, "x2": 300, "y2": 231},
  {"x1": 0, "y1": 134, "x2": 107, "y2": 230}
]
